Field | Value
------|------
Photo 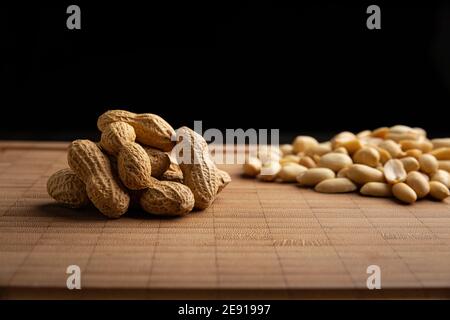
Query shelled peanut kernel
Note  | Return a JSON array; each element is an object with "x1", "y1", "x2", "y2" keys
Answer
[{"x1": 242, "y1": 125, "x2": 449, "y2": 204}]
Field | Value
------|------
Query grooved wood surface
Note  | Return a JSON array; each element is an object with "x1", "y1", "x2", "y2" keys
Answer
[{"x1": 1, "y1": 141, "x2": 450, "y2": 299}]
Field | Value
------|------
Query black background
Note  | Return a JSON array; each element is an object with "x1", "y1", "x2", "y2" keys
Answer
[{"x1": 1, "y1": 1, "x2": 450, "y2": 142}]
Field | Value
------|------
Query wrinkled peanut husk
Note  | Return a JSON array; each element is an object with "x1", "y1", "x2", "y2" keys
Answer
[
  {"x1": 139, "y1": 178, "x2": 195, "y2": 216},
  {"x1": 175, "y1": 126, "x2": 219, "y2": 210},
  {"x1": 161, "y1": 162, "x2": 184, "y2": 183},
  {"x1": 68, "y1": 139, "x2": 130, "y2": 218},
  {"x1": 97, "y1": 110, "x2": 176, "y2": 151},
  {"x1": 141, "y1": 145, "x2": 171, "y2": 178},
  {"x1": 47, "y1": 168, "x2": 90, "y2": 208}
]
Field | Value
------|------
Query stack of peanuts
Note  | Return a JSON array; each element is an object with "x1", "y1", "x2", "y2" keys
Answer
[
  {"x1": 243, "y1": 125, "x2": 450, "y2": 204},
  {"x1": 47, "y1": 110, "x2": 231, "y2": 218}
]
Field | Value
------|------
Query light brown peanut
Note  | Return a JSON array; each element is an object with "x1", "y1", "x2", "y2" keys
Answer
[
  {"x1": 384, "y1": 159, "x2": 407, "y2": 184},
  {"x1": 331, "y1": 131, "x2": 356, "y2": 145},
  {"x1": 337, "y1": 166, "x2": 350, "y2": 178},
  {"x1": 243, "y1": 156, "x2": 262, "y2": 177},
  {"x1": 399, "y1": 140, "x2": 433, "y2": 152},
  {"x1": 68, "y1": 139, "x2": 130, "y2": 218},
  {"x1": 386, "y1": 125, "x2": 421, "y2": 142},
  {"x1": 140, "y1": 178, "x2": 194, "y2": 216},
  {"x1": 386, "y1": 132, "x2": 419, "y2": 143},
  {"x1": 280, "y1": 144, "x2": 293, "y2": 156},
  {"x1": 360, "y1": 182, "x2": 392, "y2": 197},
  {"x1": 315, "y1": 178, "x2": 357, "y2": 193},
  {"x1": 161, "y1": 162, "x2": 184, "y2": 183},
  {"x1": 418, "y1": 154, "x2": 438, "y2": 175},
  {"x1": 175, "y1": 126, "x2": 219, "y2": 209},
  {"x1": 100, "y1": 121, "x2": 136, "y2": 155},
  {"x1": 399, "y1": 157, "x2": 420, "y2": 172},
  {"x1": 297, "y1": 168, "x2": 335, "y2": 187},
  {"x1": 361, "y1": 136, "x2": 383, "y2": 147},
  {"x1": 318, "y1": 153, "x2": 353, "y2": 172},
  {"x1": 142, "y1": 146, "x2": 171, "y2": 178},
  {"x1": 292, "y1": 136, "x2": 318, "y2": 153},
  {"x1": 413, "y1": 127, "x2": 427, "y2": 137},
  {"x1": 333, "y1": 147, "x2": 349, "y2": 155},
  {"x1": 404, "y1": 149, "x2": 422, "y2": 159},
  {"x1": 305, "y1": 144, "x2": 332, "y2": 157},
  {"x1": 429, "y1": 181, "x2": 450, "y2": 201},
  {"x1": 47, "y1": 168, "x2": 90, "y2": 208},
  {"x1": 312, "y1": 154, "x2": 321, "y2": 164},
  {"x1": 431, "y1": 170, "x2": 450, "y2": 188},
  {"x1": 100, "y1": 122, "x2": 153, "y2": 190},
  {"x1": 392, "y1": 182, "x2": 417, "y2": 204},
  {"x1": 258, "y1": 161, "x2": 281, "y2": 182},
  {"x1": 346, "y1": 164, "x2": 384, "y2": 185},
  {"x1": 333, "y1": 137, "x2": 362, "y2": 155},
  {"x1": 371, "y1": 127, "x2": 389, "y2": 139},
  {"x1": 439, "y1": 160, "x2": 450, "y2": 172},
  {"x1": 389, "y1": 124, "x2": 414, "y2": 134},
  {"x1": 98, "y1": 110, "x2": 176, "y2": 151},
  {"x1": 279, "y1": 155, "x2": 300, "y2": 166},
  {"x1": 406, "y1": 171, "x2": 430, "y2": 198},
  {"x1": 117, "y1": 143, "x2": 153, "y2": 190},
  {"x1": 419, "y1": 172, "x2": 430, "y2": 182},
  {"x1": 320, "y1": 141, "x2": 332, "y2": 148},
  {"x1": 431, "y1": 138, "x2": 450, "y2": 149},
  {"x1": 299, "y1": 156, "x2": 316, "y2": 168},
  {"x1": 378, "y1": 140, "x2": 404, "y2": 158},
  {"x1": 377, "y1": 147, "x2": 392, "y2": 164},
  {"x1": 278, "y1": 163, "x2": 307, "y2": 182},
  {"x1": 430, "y1": 148, "x2": 450, "y2": 160},
  {"x1": 357, "y1": 130, "x2": 372, "y2": 139},
  {"x1": 353, "y1": 147, "x2": 380, "y2": 167}
]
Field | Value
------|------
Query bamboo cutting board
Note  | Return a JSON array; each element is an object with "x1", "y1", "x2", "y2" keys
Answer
[{"x1": 1, "y1": 141, "x2": 450, "y2": 299}]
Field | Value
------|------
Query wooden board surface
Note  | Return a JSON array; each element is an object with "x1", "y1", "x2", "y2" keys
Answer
[{"x1": 1, "y1": 141, "x2": 450, "y2": 299}]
